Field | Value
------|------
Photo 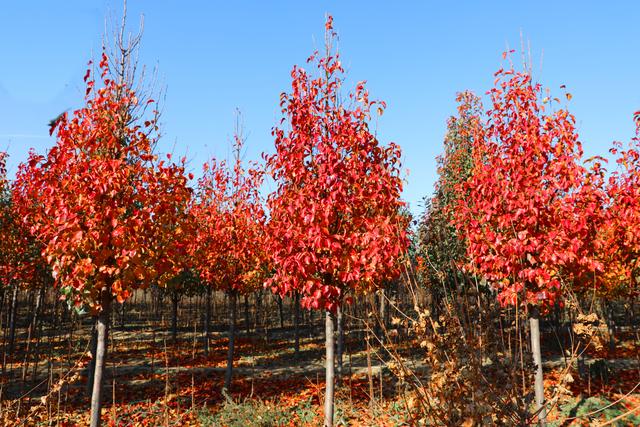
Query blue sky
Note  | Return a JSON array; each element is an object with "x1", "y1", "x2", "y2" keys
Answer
[{"x1": 1, "y1": 1, "x2": 638, "y2": 216}]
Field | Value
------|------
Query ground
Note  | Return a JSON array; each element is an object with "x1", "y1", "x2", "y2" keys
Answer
[{"x1": 1, "y1": 312, "x2": 639, "y2": 426}]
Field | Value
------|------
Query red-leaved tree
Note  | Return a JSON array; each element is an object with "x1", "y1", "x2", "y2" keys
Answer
[
  {"x1": 589, "y1": 113, "x2": 640, "y2": 348},
  {"x1": 265, "y1": 16, "x2": 409, "y2": 427},
  {"x1": 0, "y1": 152, "x2": 45, "y2": 353},
  {"x1": 452, "y1": 64, "x2": 603, "y2": 424},
  {"x1": 189, "y1": 133, "x2": 267, "y2": 391},
  {"x1": 14, "y1": 53, "x2": 192, "y2": 427},
  {"x1": 603, "y1": 114, "x2": 640, "y2": 296}
]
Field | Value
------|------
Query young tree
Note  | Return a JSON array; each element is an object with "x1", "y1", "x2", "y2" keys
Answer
[
  {"x1": 163, "y1": 268, "x2": 202, "y2": 342},
  {"x1": 0, "y1": 152, "x2": 44, "y2": 353},
  {"x1": 587, "y1": 113, "x2": 640, "y2": 346},
  {"x1": 265, "y1": 16, "x2": 409, "y2": 427},
  {"x1": 189, "y1": 132, "x2": 267, "y2": 391},
  {"x1": 14, "y1": 54, "x2": 191, "y2": 427},
  {"x1": 603, "y1": 114, "x2": 640, "y2": 296},
  {"x1": 419, "y1": 92, "x2": 483, "y2": 307},
  {"x1": 452, "y1": 64, "x2": 602, "y2": 425}
]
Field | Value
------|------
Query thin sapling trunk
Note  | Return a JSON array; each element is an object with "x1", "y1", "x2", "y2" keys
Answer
[
  {"x1": 204, "y1": 287, "x2": 212, "y2": 356},
  {"x1": 529, "y1": 307, "x2": 546, "y2": 426},
  {"x1": 171, "y1": 290, "x2": 179, "y2": 343},
  {"x1": 89, "y1": 294, "x2": 111, "y2": 427},
  {"x1": 336, "y1": 305, "x2": 344, "y2": 384},
  {"x1": 224, "y1": 290, "x2": 238, "y2": 391},
  {"x1": 294, "y1": 292, "x2": 300, "y2": 359},
  {"x1": 324, "y1": 310, "x2": 335, "y2": 427}
]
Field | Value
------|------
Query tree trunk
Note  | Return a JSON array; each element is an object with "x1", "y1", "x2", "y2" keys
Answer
[
  {"x1": 30, "y1": 294, "x2": 45, "y2": 386},
  {"x1": 254, "y1": 290, "x2": 262, "y2": 331},
  {"x1": 379, "y1": 289, "x2": 387, "y2": 345},
  {"x1": 21, "y1": 286, "x2": 43, "y2": 389},
  {"x1": 336, "y1": 305, "x2": 344, "y2": 384},
  {"x1": 294, "y1": 292, "x2": 300, "y2": 359},
  {"x1": 86, "y1": 324, "x2": 98, "y2": 397},
  {"x1": 171, "y1": 291, "x2": 179, "y2": 343},
  {"x1": 89, "y1": 295, "x2": 111, "y2": 427},
  {"x1": 8, "y1": 286, "x2": 18, "y2": 353},
  {"x1": 277, "y1": 295, "x2": 284, "y2": 329},
  {"x1": 204, "y1": 287, "x2": 212, "y2": 356},
  {"x1": 366, "y1": 324, "x2": 374, "y2": 407},
  {"x1": 324, "y1": 310, "x2": 335, "y2": 427},
  {"x1": 0, "y1": 287, "x2": 5, "y2": 328},
  {"x1": 224, "y1": 290, "x2": 237, "y2": 391},
  {"x1": 244, "y1": 294, "x2": 250, "y2": 336},
  {"x1": 119, "y1": 301, "x2": 126, "y2": 329},
  {"x1": 605, "y1": 301, "x2": 616, "y2": 353},
  {"x1": 529, "y1": 308, "x2": 546, "y2": 426}
]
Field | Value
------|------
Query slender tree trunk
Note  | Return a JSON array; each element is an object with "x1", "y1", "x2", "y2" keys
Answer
[
  {"x1": 244, "y1": 294, "x2": 250, "y2": 336},
  {"x1": 379, "y1": 289, "x2": 387, "y2": 345},
  {"x1": 336, "y1": 305, "x2": 344, "y2": 384},
  {"x1": 90, "y1": 295, "x2": 111, "y2": 427},
  {"x1": 0, "y1": 288, "x2": 5, "y2": 328},
  {"x1": 21, "y1": 286, "x2": 43, "y2": 389},
  {"x1": 204, "y1": 287, "x2": 212, "y2": 356},
  {"x1": 8, "y1": 286, "x2": 18, "y2": 353},
  {"x1": 262, "y1": 292, "x2": 269, "y2": 343},
  {"x1": 632, "y1": 300, "x2": 639, "y2": 347},
  {"x1": 171, "y1": 291, "x2": 179, "y2": 343},
  {"x1": 224, "y1": 290, "x2": 237, "y2": 391},
  {"x1": 324, "y1": 310, "x2": 335, "y2": 427},
  {"x1": 119, "y1": 301, "x2": 125, "y2": 329},
  {"x1": 154, "y1": 287, "x2": 162, "y2": 320},
  {"x1": 254, "y1": 290, "x2": 262, "y2": 331},
  {"x1": 605, "y1": 301, "x2": 616, "y2": 352},
  {"x1": 86, "y1": 324, "x2": 98, "y2": 397},
  {"x1": 366, "y1": 324, "x2": 374, "y2": 407},
  {"x1": 31, "y1": 293, "x2": 45, "y2": 386},
  {"x1": 294, "y1": 292, "x2": 300, "y2": 359},
  {"x1": 529, "y1": 307, "x2": 546, "y2": 426},
  {"x1": 277, "y1": 295, "x2": 284, "y2": 329}
]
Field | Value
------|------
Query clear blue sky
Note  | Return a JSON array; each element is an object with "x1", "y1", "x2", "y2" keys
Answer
[{"x1": 1, "y1": 1, "x2": 638, "y2": 216}]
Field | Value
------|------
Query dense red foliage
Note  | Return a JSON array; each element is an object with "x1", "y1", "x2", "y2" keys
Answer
[
  {"x1": 0, "y1": 153, "x2": 42, "y2": 289},
  {"x1": 453, "y1": 65, "x2": 603, "y2": 309},
  {"x1": 13, "y1": 53, "x2": 192, "y2": 312},
  {"x1": 265, "y1": 18, "x2": 409, "y2": 312},
  {"x1": 602, "y1": 116, "x2": 640, "y2": 296},
  {"x1": 189, "y1": 135, "x2": 267, "y2": 294}
]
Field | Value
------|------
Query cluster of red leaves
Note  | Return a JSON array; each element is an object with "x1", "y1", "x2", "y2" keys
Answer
[
  {"x1": 0, "y1": 152, "x2": 42, "y2": 289},
  {"x1": 189, "y1": 135, "x2": 267, "y2": 294},
  {"x1": 601, "y1": 117, "x2": 640, "y2": 297},
  {"x1": 13, "y1": 53, "x2": 192, "y2": 313},
  {"x1": 265, "y1": 18, "x2": 409, "y2": 311},
  {"x1": 453, "y1": 66, "x2": 604, "y2": 309}
]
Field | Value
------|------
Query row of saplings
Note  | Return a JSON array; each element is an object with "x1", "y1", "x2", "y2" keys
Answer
[
  {"x1": 5, "y1": 14, "x2": 640, "y2": 427},
  {"x1": 4, "y1": 16, "x2": 407, "y2": 427}
]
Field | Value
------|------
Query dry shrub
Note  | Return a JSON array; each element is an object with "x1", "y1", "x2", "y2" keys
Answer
[{"x1": 408, "y1": 299, "x2": 529, "y2": 425}]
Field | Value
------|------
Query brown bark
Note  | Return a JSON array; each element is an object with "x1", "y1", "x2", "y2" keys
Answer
[
  {"x1": 224, "y1": 290, "x2": 237, "y2": 390},
  {"x1": 204, "y1": 287, "x2": 212, "y2": 356},
  {"x1": 244, "y1": 294, "x2": 250, "y2": 335},
  {"x1": 294, "y1": 292, "x2": 300, "y2": 359},
  {"x1": 171, "y1": 290, "x2": 179, "y2": 342}
]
